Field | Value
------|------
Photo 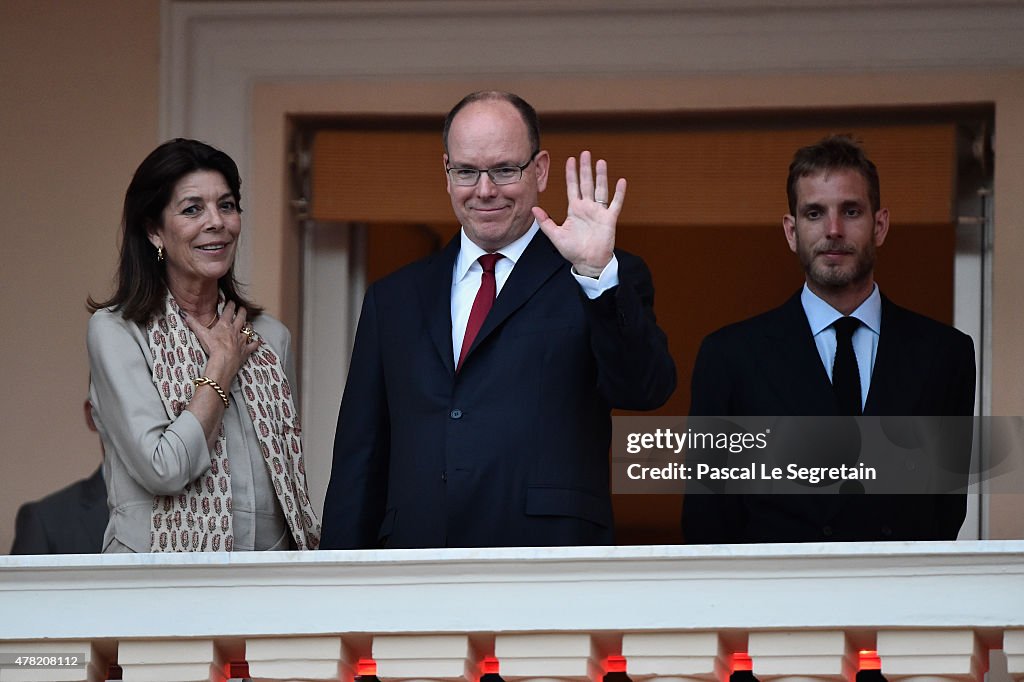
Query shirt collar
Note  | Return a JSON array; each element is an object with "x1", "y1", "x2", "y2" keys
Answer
[
  {"x1": 800, "y1": 282, "x2": 882, "y2": 336},
  {"x1": 455, "y1": 220, "x2": 540, "y2": 281}
]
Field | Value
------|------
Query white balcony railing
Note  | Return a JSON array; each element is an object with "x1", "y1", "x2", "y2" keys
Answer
[{"x1": 1, "y1": 542, "x2": 1023, "y2": 682}]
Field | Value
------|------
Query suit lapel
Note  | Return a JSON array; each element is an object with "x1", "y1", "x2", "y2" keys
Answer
[
  {"x1": 864, "y1": 297, "x2": 923, "y2": 415},
  {"x1": 757, "y1": 294, "x2": 848, "y2": 524},
  {"x1": 463, "y1": 231, "x2": 565, "y2": 363},
  {"x1": 759, "y1": 293, "x2": 839, "y2": 416},
  {"x1": 417, "y1": 235, "x2": 461, "y2": 376}
]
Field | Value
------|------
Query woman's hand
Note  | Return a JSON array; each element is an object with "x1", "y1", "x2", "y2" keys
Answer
[
  {"x1": 185, "y1": 301, "x2": 259, "y2": 389},
  {"x1": 183, "y1": 301, "x2": 260, "y2": 444}
]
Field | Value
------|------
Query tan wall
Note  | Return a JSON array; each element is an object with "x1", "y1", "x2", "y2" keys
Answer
[{"x1": 0, "y1": 0, "x2": 160, "y2": 553}]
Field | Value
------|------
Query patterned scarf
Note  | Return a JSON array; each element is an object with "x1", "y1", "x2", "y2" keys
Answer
[{"x1": 146, "y1": 294, "x2": 321, "y2": 551}]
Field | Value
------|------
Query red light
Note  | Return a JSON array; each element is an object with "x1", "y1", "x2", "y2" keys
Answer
[
  {"x1": 228, "y1": 662, "x2": 250, "y2": 678},
  {"x1": 606, "y1": 655, "x2": 627, "y2": 673},
  {"x1": 481, "y1": 656, "x2": 500, "y2": 675},
  {"x1": 357, "y1": 658, "x2": 378, "y2": 676},
  {"x1": 732, "y1": 653, "x2": 753, "y2": 672},
  {"x1": 858, "y1": 650, "x2": 882, "y2": 671}
]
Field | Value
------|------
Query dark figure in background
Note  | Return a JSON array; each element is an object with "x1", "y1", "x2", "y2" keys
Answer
[
  {"x1": 321, "y1": 91, "x2": 676, "y2": 549},
  {"x1": 10, "y1": 400, "x2": 107, "y2": 554},
  {"x1": 683, "y1": 135, "x2": 976, "y2": 544}
]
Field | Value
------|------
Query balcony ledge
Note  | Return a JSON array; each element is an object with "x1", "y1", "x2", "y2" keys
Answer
[{"x1": 2, "y1": 541, "x2": 1023, "y2": 641}]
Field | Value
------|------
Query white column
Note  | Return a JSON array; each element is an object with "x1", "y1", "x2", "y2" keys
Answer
[
  {"x1": 495, "y1": 634, "x2": 604, "y2": 682},
  {"x1": 373, "y1": 635, "x2": 479, "y2": 682},
  {"x1": 747, "y1": 631, "x2": 855, "y2": 682},
  {"x1": 876, "y1": 630, "x2": 986, "y2": 682},
  {"x1": 246, "y1": 637, "x2": 354, "y2": 682},
  {"x1": 117, "y1": 639, "x2": 227, "y2": 682},
  {"x1": 1003, "y1": 630, "x2": 1024, "y2": 682},
  {"x1": 0, "y1": 641, "x2": 106, "y2": 682},
  {"x1": 621, "y1": 632, "x2": 728, "y2": 682}
]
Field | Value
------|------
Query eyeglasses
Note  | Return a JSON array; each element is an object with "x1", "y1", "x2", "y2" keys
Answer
[{"x1": 446, "y1": 150, "x2": 540, "y2": 187}]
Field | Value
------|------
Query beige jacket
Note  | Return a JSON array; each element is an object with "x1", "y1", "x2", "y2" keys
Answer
[{"x1": 87, "y1": 307, "x2": 297, "y2": 552}]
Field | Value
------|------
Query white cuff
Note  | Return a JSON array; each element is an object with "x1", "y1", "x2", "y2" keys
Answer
[{"x1": 572, "y1": 255, "x2": 620, "y2": 300}]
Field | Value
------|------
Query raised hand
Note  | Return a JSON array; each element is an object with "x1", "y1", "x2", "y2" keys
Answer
[{"x1": 532, "y1": 150, "x2": 627, "y2": 277}]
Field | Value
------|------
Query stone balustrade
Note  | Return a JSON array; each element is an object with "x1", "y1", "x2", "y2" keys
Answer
[{"x1": 1, "y1": 542, "x2": 1022, "y2": 682}]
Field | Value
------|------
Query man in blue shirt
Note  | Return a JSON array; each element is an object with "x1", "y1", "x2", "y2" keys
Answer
[{"x1": 683, "y1": 135, "x2": 975, "y2": 544}]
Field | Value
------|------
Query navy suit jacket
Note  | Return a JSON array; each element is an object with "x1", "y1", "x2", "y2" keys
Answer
[
  {"x1": 10, "y1": 467, "x2": 107, "y2": 554},
  {"x1": 321, "y1": 231, "x2": 676, "y2": 549},
  {"x1": 683, "y1": 291, "x2": 976, "y2": 544}
]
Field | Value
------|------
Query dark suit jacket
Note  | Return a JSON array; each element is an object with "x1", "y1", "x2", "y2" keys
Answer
[
  {"x1": 10, "y1": 467, "x2": 108, "y2": 554},
  {"x1": 683, "y1": 291, "x2": 976, "y2": 544},
  {"x1": 321, "y1": 231, "x2": 676, "y2": 549}
]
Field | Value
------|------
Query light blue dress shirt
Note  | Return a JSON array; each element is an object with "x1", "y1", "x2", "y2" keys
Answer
[{"x1": 800, "y1": 283, "x2": 882, "y2": 410}]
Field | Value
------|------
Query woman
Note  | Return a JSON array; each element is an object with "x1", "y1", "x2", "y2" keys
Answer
[{"x1": 87, "y1": 138, "x2": 320, "y2": 552}]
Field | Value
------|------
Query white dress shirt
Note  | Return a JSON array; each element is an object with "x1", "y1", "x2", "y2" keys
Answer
[{"x1": 450, "y1": 221, "x2": 619, "y2": 362}]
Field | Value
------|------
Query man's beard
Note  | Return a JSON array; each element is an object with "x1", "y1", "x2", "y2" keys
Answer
[{"x1": 800, "y1": 238, "x2": 875, "y2": 291}]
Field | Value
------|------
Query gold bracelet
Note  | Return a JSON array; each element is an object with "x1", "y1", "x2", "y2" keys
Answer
[{"x1": 194, "y1": 376, "x2": 229, "y2": 408}]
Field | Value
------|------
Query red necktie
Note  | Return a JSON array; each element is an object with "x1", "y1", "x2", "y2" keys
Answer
[{"x1": 458, "y1": 253, "x2": 503, "y2": 371}]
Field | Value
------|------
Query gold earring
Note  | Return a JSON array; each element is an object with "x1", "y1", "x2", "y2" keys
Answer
[{"x1": 156, "y1": 245, "x2": 164, "y2": 262}]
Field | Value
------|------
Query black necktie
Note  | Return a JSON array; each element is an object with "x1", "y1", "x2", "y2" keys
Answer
[{"x1": 832, "y1": 316, "x2": 862, "y2": 416}]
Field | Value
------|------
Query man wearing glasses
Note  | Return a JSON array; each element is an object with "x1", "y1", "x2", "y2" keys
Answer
[{"x1": 321, "y1": 91, "x2": 675, "y2": 549}]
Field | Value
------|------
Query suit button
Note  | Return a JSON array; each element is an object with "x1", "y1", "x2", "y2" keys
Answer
[
  {"x1": 881, "y1": 525, "x2": 893, "y2": 537},
  {"x1": 450, "y1": 409, "x2": 463, "y2": 419},
  {"x1": 441, "y1": 471, "x2": 447, "y2": 482},
  {"x1": 822, "y1": 525, "x2": 834, "y2": 538}
]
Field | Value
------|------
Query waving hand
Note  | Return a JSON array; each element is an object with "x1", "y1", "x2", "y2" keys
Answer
[{"x1": 532, "y1": 150, "x2": 626, "y2": 278}]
